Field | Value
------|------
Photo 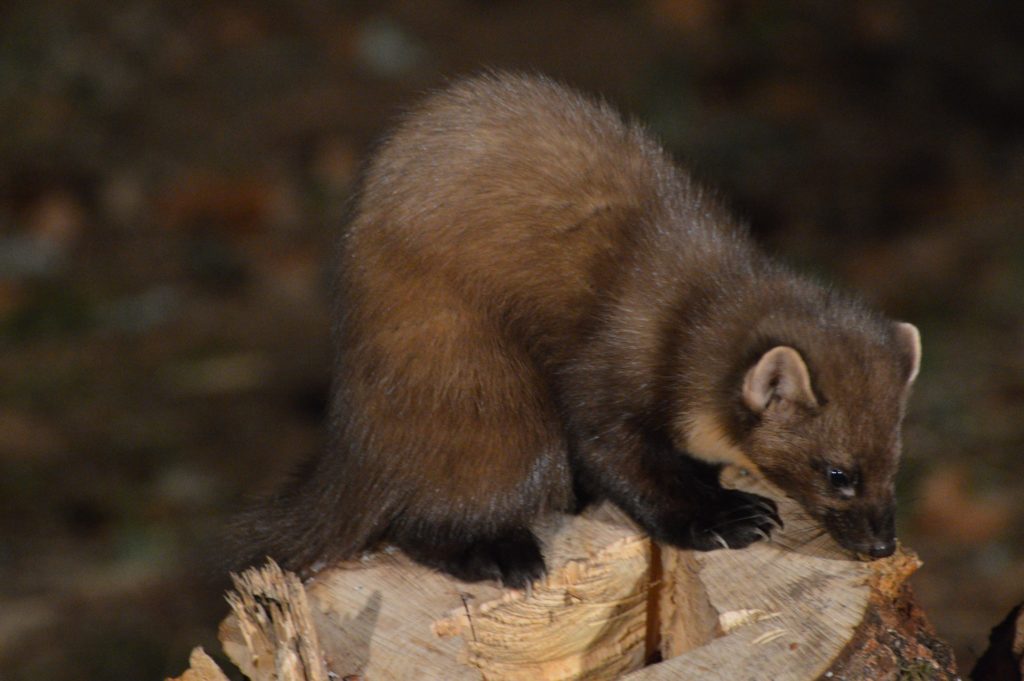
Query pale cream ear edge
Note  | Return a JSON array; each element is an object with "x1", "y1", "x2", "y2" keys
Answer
[
  {"x1": 895, "y1": 322, "x2": 921, "y2": 385},
  {"x1": 741, "y1": 346, "x2": 818, "y2": 413}
]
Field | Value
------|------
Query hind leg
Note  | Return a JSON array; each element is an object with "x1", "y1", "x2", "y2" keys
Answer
[
  {"x1": 398, "y1": 525, "x2": 546, "y2": 588},
  {"x1": 347, "y1": 279, "x2": 569, "y2": 587}
]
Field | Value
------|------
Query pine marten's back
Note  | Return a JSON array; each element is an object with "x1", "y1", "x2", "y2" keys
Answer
[{"x1": 345, "y1": 73, "x2": 693, "y2": 351}]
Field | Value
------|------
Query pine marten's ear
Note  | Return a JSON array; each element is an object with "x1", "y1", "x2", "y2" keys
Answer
[
  {"x1": 742, "y1": 346, "x2": 818, "y2": 414},
  {"x1": 894, "y1": 322, "x2": 921, "y2": 385}
]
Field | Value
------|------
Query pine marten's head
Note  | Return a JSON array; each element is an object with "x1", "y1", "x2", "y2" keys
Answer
[{"x1": 684, "y1": 318, "x2": 921, "y2": 559}]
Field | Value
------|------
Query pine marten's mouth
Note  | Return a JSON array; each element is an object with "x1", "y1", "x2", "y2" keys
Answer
[
  {"x1": 852, "y1": 540, "x2": 896, "y2": 559},
  {"x1": 823, "y1": 509, "x2": 896, "y2": 559}
]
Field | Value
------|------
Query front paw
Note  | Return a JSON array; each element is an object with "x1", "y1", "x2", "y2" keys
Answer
[{"x1": 688, "y1": 489, "x2": 782, "y2": 551}]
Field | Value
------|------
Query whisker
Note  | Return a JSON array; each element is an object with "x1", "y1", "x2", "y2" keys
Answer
[
  {"x1": 769, "y1": 528, "x2": 828, "y2": 554},
  {"x1": 707, "y1": 513, "x2": 776, "y2": 530}
]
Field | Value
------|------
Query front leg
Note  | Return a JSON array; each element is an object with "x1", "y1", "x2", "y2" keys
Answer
[
  {"x1": 680, "y1": 483, "x2": 782, "y2": 551},
  {"x1": 572, "y1": 422, "x2": 781, "y2": 551}
]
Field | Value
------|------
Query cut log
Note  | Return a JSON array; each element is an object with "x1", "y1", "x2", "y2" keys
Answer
[{"x1": 170, "y1": 466, "x2": 958, "y2": 680}]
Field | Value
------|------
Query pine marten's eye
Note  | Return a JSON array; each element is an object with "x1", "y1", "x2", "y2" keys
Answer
[{"x1": 827, "y1": 467, "x2": 856, "y2": 496}]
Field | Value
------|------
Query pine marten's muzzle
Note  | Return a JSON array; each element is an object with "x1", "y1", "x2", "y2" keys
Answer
[{"x1": 823, "y1": 504, "x2": 896, "y2": 559}]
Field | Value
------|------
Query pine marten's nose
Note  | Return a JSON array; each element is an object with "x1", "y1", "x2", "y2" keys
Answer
[{"x1": 866, "y1": 504, "x2": 896, "y2": 558}]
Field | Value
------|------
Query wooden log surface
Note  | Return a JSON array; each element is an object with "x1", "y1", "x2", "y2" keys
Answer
[
  {"x1": 172, "y1": 648, "x2": 231, "y2": 681},
  {"x1": 169, "y1": 466, "x2": 958, "y2": 680}
]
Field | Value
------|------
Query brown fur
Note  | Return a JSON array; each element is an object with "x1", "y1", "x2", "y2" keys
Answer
[{"x1": 235, "y1": 73, "x2": 919, "y2": 584}]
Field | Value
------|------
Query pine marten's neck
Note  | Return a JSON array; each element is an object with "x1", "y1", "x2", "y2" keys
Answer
[{"x1": 664, "y1": 257, "x2": 825, "y2": 469}]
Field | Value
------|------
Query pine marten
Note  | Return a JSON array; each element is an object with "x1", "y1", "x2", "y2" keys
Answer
[{"x1": 236, "y1": 72, "x2": 922, "y2": 588}]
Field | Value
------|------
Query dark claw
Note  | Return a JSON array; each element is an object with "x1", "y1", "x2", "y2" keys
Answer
[
  {"x1": 687, "y1": 489, "x2": 781, "y2": 551},
  {"x1": 753, "y1": 496, "x2": 784, "y2": 529}
]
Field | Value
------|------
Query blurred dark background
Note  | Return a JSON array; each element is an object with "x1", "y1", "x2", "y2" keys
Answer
[{"x1": 1, "y1": 1, "x2": 1022, "y2": 678}]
